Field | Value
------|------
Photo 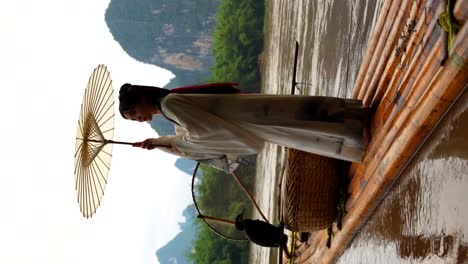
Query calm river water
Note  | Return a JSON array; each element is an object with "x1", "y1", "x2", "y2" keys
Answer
[{"x1": 252, "y1": 0, "x2": 467, "y2": 263}]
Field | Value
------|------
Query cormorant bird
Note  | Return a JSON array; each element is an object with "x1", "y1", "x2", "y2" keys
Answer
[{"x1": 235, "y1": 211, "x2": 291, "y2": 258}]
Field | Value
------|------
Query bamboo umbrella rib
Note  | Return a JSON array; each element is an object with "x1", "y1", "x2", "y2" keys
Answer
[
  {"x1": 97, "y1": 71, "x2": 112, "y2": 116},
  {"x1": 89, "y1": 67, "x2": 104, "y2": 118},
  {"x1": 83, "y1": 165, "x2": 89, "y2": 216},
  {"x1": 87, "y1": 69, "x2": 97, "y2": 116},
  {"x1": 85, "y1": 71, "x2": 96, "y2": 118},
  {"x1": 92, "y1": 67, "x2": 106, "y2": 113},
  {"x1": 87, "y1": 167, "x2": 95, "y2": 217},
  {"x1": 74, "y1": 156, "x2": 84, "y2": 197},
  {"x1": 100, "y1": 127, "x2": 116, "y2": 135},
  {"x1": 96, "y1": 103, "x2": 115, "y2": 129},
  {"x1": 90, "y1": 160, "x2": 104, "y2": 206},
  {"x1": 86, "y1": 162, "x2": 94, "y2": 217},
  {"x1": 95, "y1": 152, "x2": 111, "y2": 171},
  {"x1": 92, "y1": 157, "x2": 108, "y2": 186},
  {"x1": 93, "y1": 76, "x2": 112, "y2": 120},
  {"x1": 74, "y1": 142, "x2": 84, "y2": 164},
  {"x1": 98, "y1": 148, "x2": 112, "y2": 158},
  {"x1": 91, "y1": 115, "x2": 105, "y2": 140},
  {"x1": 88, "y1": 165, "x2": 98, "y2": 216},
  {"x1": 86, "y1": 144, "x2": 105, "y2": 168},
  {"x1": 74, "y1": 147, "x2": 84, "y2": 192},
  {"x1": 88, "y1": 161, "x2": 102, "y2": 203},
  {"x1": 94, "y1": 90, "x2": 113, "y2": 122},
  {"x1": 91, "y1": 66, "x2": 105, "y2": 113}
]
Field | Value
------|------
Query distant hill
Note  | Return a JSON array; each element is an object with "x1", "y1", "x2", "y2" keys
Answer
[
  {"x1": 175, "y1": 158, "x2": 198, "y2": 175},
  {"x1": 149, "y1": 115, "x2": 175, "y2": 136},
  {"x1": 156, "y1": 205, "x2": 197, "y2": 264},
  {"x1": 105, "y1": 0, "x2": 220, "y2": 87}
]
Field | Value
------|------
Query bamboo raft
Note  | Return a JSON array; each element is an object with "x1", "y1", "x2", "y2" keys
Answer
[{"x1": 282, "y1": 0, "x2": 467, "y2": 263}]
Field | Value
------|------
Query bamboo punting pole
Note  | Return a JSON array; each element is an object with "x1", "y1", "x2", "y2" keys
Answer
[
  {"x1": 352, "y1": 0, "x2": 393, "y2": 98},
  {"x1": 369, "y1": 0, "x2": 426, "y2": 108},
  {"x1": 197, "y1": 214, "x2": 235, "y2": 225},
  {"x1": 231, "y1": 171, "x2": 269, "y2": 222},
  {"x1": 357, "y1": 0, "x2": 403, "y2": 101},
  {"x1": 454, "y1": 0, "x2": 468, "y2": 24},
  {"x1": 321, "y1": 22, "x2": 468, "y2": 264},
  {"x1": 362, "y1": 0, "x2": 417, "y2": 106}
]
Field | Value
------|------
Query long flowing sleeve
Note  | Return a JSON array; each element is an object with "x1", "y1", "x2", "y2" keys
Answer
[
  {"x1": 152, "y1": 126, "x2": 249, "y2": 173},
  {"x1": 160, "y1": 94, "x2": 265, "y2": 158}
]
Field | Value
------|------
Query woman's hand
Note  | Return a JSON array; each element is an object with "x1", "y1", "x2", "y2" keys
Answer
[
  {"x1": 132, "y1": 136, "x2": 184, "y2": 156},
  {"x1": 132, "y1": 138, "x2": 171, "y2": 150}
]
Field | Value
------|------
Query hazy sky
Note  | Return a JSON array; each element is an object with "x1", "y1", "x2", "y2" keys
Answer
[{"x1": 0, "y1": 1, "x2": 194, "y2": 263}]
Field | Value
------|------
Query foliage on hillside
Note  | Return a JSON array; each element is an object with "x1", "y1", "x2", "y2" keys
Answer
[
  {"x1": 187, "y1": 164, "x2": 255, "y2": 264},
  {"x1": 208, "y1": 0, "x2": 265, "y2": 92}
]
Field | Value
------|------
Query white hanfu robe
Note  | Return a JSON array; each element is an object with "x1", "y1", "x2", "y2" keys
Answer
[{"x1": 155, "y1": 93, "x2": 367, "y2": 167}]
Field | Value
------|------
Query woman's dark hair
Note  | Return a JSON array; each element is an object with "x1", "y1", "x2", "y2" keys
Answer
[
  {"x1": 119, "y1": 82, "x2": 240, "y2": 119},
  {"x1": 119, "y1": 83, "x2": 170, "y2": 119}
]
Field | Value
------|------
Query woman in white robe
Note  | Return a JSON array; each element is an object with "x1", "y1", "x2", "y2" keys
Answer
[{"x1": 119, "y1": 83, "x2": 369, "y2": 171}]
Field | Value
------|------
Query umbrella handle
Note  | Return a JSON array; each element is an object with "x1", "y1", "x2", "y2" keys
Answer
[{"x1": 106, "y1": 140, "x2": 171, "y2": 148}]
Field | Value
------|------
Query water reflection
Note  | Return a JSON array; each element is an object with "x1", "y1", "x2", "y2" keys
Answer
[{"x1": 338, "y1": 91, "x2": 468, "y2": 264}]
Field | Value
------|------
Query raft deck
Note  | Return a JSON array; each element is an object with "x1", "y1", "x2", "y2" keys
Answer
[{"x1": 282, "y1": 0, "x2": 468, "y2": 262}]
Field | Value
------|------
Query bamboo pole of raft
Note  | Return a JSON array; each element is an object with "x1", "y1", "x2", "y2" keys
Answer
[
  {"x1": 362, "y1": 0, "x2": 417, "y2": 106},
  {"x1": 348, "y1": 41, "x2": 443, "y2": 205},
  {"x1": 357, "y1": 0, "x2": 403, "y2": 101},
  {"x1": 350, "y1": 11, "x2": 447, "y2": 203},
  {"x1": 371, "y1": 3, "x2": 438, "y2": 132},
  {"x1": 325, "y1": 25, "x2": 468, "y2": 262},
  {"x1": 350, "y1": 6, "x2": 444, "y2": 194},
  {"x1": 320, "y1": 23, "x2": 468, "y2": 264},
  {"x1": 369, "y1": 0, "x2": 425, "y2": 108},
  {"x1": 352, "y1": 0, "x2": 393, "y2": 98},
  {"x1": 454, "y1": 0, "x2": 468, "y2": 24},
  {"x1": 377, "y1": 1, "x2": 448, "y2": 118}
]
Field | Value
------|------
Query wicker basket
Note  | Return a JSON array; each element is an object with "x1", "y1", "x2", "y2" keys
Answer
[{"x1": 282, "y1": 149, "x2": 339, "y2": 232}]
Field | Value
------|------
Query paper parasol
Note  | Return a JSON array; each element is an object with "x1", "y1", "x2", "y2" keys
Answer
[
  {"x1": 74, "y1": 64, "x2": 118, "y2": 218},
  {"x1": 73, "y1": 65, "x2": 176, "y2": 218}
]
